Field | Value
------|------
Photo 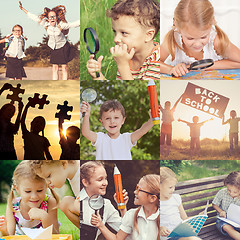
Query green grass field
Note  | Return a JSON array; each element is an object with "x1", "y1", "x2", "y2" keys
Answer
[
  {"x1": 175, "y1": 160, "x2": 240, "y2": 181},
  {"x1": 0, "y1": 203, "x2": 79, "y2": 240},
  {"x1": 160, "y1": 138, "x2": 239, "y2": 160},
  {"x1": 80, "y1": 0, "x2": 160, "y2": 80}
]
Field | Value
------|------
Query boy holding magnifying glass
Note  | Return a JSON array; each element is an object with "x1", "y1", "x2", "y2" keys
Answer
[{"x1": 87, "y1": 0, "x2": 160, "y2": 80}]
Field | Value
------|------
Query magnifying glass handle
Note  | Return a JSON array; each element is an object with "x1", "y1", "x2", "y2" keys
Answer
[
  {"x1": 82, "y1": 112, "x2": 86, "y2": 117},
  {"x1": 93, "y1": 54, "x2": 100, "y2": 78}
]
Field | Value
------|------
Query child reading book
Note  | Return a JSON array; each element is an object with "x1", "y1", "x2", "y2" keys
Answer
[
  {"x1": 212, "y1": 171, "x2": 240, "y2": 239},
  {"x1": 160, "y1": 167, "x2": 202, "y2": 240}
]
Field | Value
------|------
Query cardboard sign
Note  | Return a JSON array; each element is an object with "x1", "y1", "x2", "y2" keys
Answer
[{"x1": 181, "y1": 83, "x2": 229, "y2": 118}]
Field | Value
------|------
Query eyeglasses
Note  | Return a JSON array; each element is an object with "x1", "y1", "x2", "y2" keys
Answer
[
  {"x1": 13, "y1": 30, "x2": 21, "y2": 33},
  {"x1": 48, "y1": 16, "x2": 57, "y2": 19},
  {"x1": 136, "y1": 184, "x2": 160, "y2": 199}
]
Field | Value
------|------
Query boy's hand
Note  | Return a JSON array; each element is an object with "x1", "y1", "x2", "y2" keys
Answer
[
  {"x1": 87, "y1": 54, "x2": 103, "y2": 79},
  {"x1": 28, "y1": 208, "x2": 48, "y2": 221},
  {"x1": 74, "y1": 195, "x2": 80, "y2": 213},
  {"x1": 219, "y1": 210, "x2": 227, "y2": 218},
  {"x1": 160, "y1": 226, "x2": 171, "y2": 236},
  {"x1": 148, "y1": 109, "x2": 153, "y2": 121},
  {"x1": 110, "y1": 44, "x2": 135, "y2": 67},
  {"x1": 80, "y1": 101, "x2": 91, "y2": 117},
  {"x1": 91, "y1": 211, "x2": 103, "y2": 228},
  {"x1": 170, "y1": 63, "x2": 189, "y2": 77}
]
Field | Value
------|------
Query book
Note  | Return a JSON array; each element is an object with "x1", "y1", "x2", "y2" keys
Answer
[
  {"x1": 218, "y1": 203, "x2": 240, "y2": 228},
  {"x1": 167, "y1": 200, "x2": 209, "y2": 238}
]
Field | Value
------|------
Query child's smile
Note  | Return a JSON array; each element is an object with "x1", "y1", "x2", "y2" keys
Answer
[
  {"x1": 179, "y1": 25, "x2": 211, "y2": 56},
  {"x1": 112, "y1": 16, "x2": 148, "y2": 54},
  {"x1": 13, "y1": 27, "x2": 22, "y2": 38},
  {"x1": 100, "y1": 109, "x2": 125, "y2": 139}
]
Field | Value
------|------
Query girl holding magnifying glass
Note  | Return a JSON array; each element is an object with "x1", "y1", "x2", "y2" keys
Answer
[
  {"x1": 18, "y1": 1, "x2": 80, "y2": 80},
  {"x1": 80, "y1": 161, "x2": 129, "y2": 240},
  {"x1": 160, "y1": 0, "x2": 240, "y2": 77},
  {"x1": 91, "y1": 174, "x2": 160, "y2": 240}
]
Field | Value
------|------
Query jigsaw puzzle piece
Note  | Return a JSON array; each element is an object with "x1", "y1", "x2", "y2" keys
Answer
[
  {"x1": 28, "y1": 93, "x2": 50, "y2": 109},
  {"x1": 55, "y1": 100, "x2": 73, "y2": 121},
  {"x1": 6, "y1": 83, "x2": 25, "y2": 103}
]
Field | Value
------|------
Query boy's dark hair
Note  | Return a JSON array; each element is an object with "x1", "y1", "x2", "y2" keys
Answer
[
  {"x1": 67, "y1": 126, "x2": 80, "y2": 139},
  {"x1": 224, "y1": 171, "x2": 240, "y2": 189},
  {"x1": 106, "y1": 0, "x2": 160, "y2": 37},
  {"x1": 100, "y1": 100, "x2": 126, "y2": 119}
]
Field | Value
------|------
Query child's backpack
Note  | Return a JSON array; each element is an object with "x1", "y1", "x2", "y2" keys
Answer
[{"x1": 4, "y1": 35, "x2": 26, "y2": 52}]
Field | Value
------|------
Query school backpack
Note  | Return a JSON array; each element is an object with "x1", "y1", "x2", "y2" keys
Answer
[{"x1": 3, "y1": 35, "x2": 26, "y2": 55}]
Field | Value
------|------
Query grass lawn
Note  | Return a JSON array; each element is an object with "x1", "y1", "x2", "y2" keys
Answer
[
  {"x1": 176, "y1": 160, "x2": 240, "y2": 181},
  {"x1": 0, "y1": 203, "x2": 79, "y2": 240}
]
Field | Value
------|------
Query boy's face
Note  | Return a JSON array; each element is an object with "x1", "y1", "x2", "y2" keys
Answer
[
  {"x1": 100, "y1": 109, "x2": 125, "y2": 138},
  {"x1": 227, "y1": 184, "x2": 240, "y2": 198},
  {"x1": 112, "y1": 15, "x2": 151, "y2": 54},
  {"x1": 36, "y1": 162, "x2": 69, "y2": 189}
]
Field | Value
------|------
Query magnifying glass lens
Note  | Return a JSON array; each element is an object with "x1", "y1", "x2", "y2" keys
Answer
[
  {"x1": 82, "y1": 88, "x2": 97, "y2": 103},
  {"x1": 89, "y1": 194, "x2": 104, "y2": 212},
  {"x1": 191, "y1": 62, "x2": 212, "y2": 70},
  {"x1": 86, "y1": 30, "x2": 96, "y2": 53}
]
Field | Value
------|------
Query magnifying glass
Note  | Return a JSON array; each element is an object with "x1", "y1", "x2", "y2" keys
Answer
[
  {"x1": 81, "y1": 87, "x2": 97, "y2": 117},
  {"x1": 188, "y1": 58, "x2": 214, "y2": 71},
  {"x1": 172, "y1": 59, "x2": 214, "y2": 76},
  {"x1": 88, "y1": 194, "x2": 104, "y2": 214},
  {"x1": 84, "y1": 27, "x2": 100, "y2": 78}
]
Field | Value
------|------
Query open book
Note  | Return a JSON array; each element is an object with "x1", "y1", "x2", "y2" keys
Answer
[
  {"x1": 218, "y1": 203, "x2": 240, "y2": 228},
  {"x1": 167, "y1": 200, "x2": 209, "y2": 238}
]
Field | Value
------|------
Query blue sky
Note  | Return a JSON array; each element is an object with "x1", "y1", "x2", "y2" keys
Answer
[{"x1": 0, "y1": 0, "x2": 80, "y2": 47}]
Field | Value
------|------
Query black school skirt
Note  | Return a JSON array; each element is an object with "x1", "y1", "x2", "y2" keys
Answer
[
  {"x1": 50, "y1": 41, "x2": 75, "y2": 65},
  {"x1": 6, "y1": 57, "x2": 27, "y2": 79}
]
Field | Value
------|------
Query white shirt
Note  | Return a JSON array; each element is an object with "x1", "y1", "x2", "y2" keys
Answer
[
  {"x1": 92, "y1": 132, "x2": 136, "y2": 160},
  {"x1": 5, "y1": 36, "x2": 26, "y2": 59},
  {"x1": 160, "y1": 194, "x2": 182, "y2": 240},
  {"x1": 27, "y1": 12, "x2": 80, "y2": 49},
  {"x1": 165, "y1": 25, "x2": 223, "y2": 66},
  {"x1": 68, "y1": 166, "x2": 80, "y2": 196},
  {"x1": 80, "y1": 188, "x2": 122, "y2": 240},
  {"x1": 120, "y1": 206, "x2": 159, "y2": 240}
]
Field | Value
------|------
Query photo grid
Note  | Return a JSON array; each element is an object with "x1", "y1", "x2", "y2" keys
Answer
[{"x1": 0, "y1": 0, "x2": 160, "y2": 240}]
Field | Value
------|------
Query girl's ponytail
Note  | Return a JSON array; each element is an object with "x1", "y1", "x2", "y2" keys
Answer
[
  {"x1": 163, "y1": 28, "x2": 180, "y2": 61},
  {"x1": 215, "y1": 24, "x2": 230, "y2": 57}
]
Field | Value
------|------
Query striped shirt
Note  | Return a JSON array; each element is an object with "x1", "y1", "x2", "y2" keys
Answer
[{"x1": 116, "y1": 43, "x2": 160, "y2": 80}]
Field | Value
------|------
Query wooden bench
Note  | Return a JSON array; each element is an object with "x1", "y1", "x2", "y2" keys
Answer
[{"x1": 175, "y1": 175, "x2": 232, "y2": 240}]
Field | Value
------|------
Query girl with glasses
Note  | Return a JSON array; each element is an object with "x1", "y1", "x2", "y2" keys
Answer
[
  {"x1": 18, "y1": 1, "x2": 79, "y2": 80},
  {"x1": 91, "y1": 174, "x2": 160, "y2": 240}
]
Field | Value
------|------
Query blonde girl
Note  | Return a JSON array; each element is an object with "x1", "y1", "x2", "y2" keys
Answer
[
  {"x1": 160, "y1": 167, "x2": 201, "y2": 240},
  {"x1": 0, "y1": 24, "x2": 27, "y2": 80},
  {"x1": 160, "y1": 0, "x2": 240, "y2": 77},
  {"x1": 0, "y1": 161, "x2": 59, "y2": 236},
  {"x1": 91, "y1": 174, "x2": 160, "y2": 240},
  {"x1": 80, "y1": 161, "x2": 128, "y2": 240},
  {"x1": 212, "y1": 171, "x2": 240, "y2": 239},
  {"x1": 28, "y1": 160, "x2": 80, "y2": 229},
  {"x1": 19, "y1": 1, "x2": 79, "y2": 80}
]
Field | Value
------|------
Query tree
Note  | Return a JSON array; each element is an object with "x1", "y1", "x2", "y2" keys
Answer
[
  {"x1": 0, "y1": 160, "x2": 19, "y2": 203},
  {"x1": 80, "y1": 80, "x2": 160, "y2": 160}
]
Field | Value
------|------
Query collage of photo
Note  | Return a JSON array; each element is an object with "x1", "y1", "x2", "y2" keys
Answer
[{"x1": 0, "y1": 0, "x2": 160, "y2": 239}]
